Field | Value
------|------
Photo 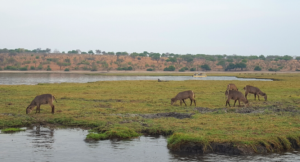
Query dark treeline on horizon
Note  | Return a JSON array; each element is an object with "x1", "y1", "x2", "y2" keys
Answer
[{"x1": 0, "y1": 48, "x2": 299, "y2": 62}]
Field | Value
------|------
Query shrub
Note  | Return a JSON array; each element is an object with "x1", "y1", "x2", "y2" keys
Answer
[
  {"x1": 91, "y1": 65, "x2": 98, "y2": 71},
  {"x1": 146, "y1": 68, "x2": 153, "y2": 71},
  {"x1": 46, "y1": 65, "x2": 51, "y2": 71},
  {"x1": 37, "y1": 65, "x2": 43, "y2": 70},
  {"x1": 0, "y1": 67, "x2": 2, "y2": 71},
  {"x1": 254, "y1": 66, "x2": 262, "y2": 71},
  {"x1": 82, "y1": 66, "x2": 90, "y2": 70},
  {"x1": 19, "y1": 66, "x2": 28, "y2": 71},
  {"x1": 117, "y1": 66, "x2": 133, "y2": 71},
  {"x1": 200, "y1": 64, "x2": 211, "y2": 71},
  {"x1": 179, "y1": 67, "x2": 187, "y2": 72},
  {"x1": 190, "y1": 68, "x2": 196, "y2": 71},
  {"x1": 269, "y1": 68, "x2": 279, "y2": 71},
  {"x1": 4, "y1": 66, "x2": 18, "y2": 70},
  {"x1": 163, "y1": 65, "x2": 175, "y2": 71},
  {"x1": 30, "y1": 66, "x2": 35, "y2": 70},
  {"x1": 64, "y1": 68, "x2": 70, "y2": 71},
  {"x1": 35, "y1": 56, "x2": 39, "y2": 59}
]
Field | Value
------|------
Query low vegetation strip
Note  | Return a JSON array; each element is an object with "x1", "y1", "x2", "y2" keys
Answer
[
  {"x1": 86, "y1": 127, "x2": 140, "y2": 140},
  {"x1": 1, "y1": 128, "x2": 25, "y2": 133},
  {"x1": 0, "y1": 73, "x2": 300, "y2": 154}
]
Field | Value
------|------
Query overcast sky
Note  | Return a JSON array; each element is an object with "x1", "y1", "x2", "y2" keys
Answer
[{"x1": 0, "y1": 0, "x2": 299, "y2": 55}]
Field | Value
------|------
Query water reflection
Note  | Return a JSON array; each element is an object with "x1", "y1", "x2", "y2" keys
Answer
[
  {"x1": 1, "y1": 126, "x2": 298, "y2": 162},
  {"x1": 0, "y1": 73, "x2": 272, "y2": 85}
]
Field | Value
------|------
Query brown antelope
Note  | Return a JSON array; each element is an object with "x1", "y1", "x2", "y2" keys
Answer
[
  {"x1": 171, "y1": 90, "x2": 196, "y2": 106},
  {"x1": 26, "y1": 94, "x2": 57, "y2": 114}
]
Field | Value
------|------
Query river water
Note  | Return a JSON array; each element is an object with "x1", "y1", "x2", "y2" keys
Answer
[
  {"x1": 0, "y1": 73, "x2": 272, "y2": 85},
  {"x1": 0, "y1": 126, "x2": 299, "y2": 162}
]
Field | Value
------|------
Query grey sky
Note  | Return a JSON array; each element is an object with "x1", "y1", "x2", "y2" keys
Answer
[{"x1": 0, "y1": 0, "x2": 299, "y2": 55}]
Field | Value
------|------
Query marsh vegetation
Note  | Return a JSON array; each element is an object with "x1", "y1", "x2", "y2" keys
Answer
[{"x1": 0, "y1": 73, "x2": 299, "y2": 154}]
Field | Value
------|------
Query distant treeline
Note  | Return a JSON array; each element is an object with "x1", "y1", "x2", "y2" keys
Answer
[{"x1": 0, "y1": 48, "x2": 299, "y2": 62}]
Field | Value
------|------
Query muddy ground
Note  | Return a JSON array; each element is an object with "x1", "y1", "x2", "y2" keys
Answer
[{"x1": 194, "y1": 106, "x2": 300, "y2": 114}]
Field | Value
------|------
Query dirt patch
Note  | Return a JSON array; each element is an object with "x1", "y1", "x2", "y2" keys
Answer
[
  {"x1": 94, "y1": 104, "x2": 111, "y2": 108},
  {"x1": 110, "y1": 112, "x2": 193, "y2": 119},
  {"x1": 140, "y1": 112, "x2": 193, "y2": 119},
  {"x1": 194, "y1": 106, "x2": 300, "y2": 114}
]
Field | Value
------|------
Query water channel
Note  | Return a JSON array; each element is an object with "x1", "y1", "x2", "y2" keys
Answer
[
  {"x1": 0, "y1": 73, "x2": 272, "y2": 85},
  {"x1": 1, "y1": 126, "x2": 299, "y2": 162}
]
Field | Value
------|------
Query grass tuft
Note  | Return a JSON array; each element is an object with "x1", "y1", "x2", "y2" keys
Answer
[{"x1": 1, "y1": 128, "x2": 25, "y2": 133}]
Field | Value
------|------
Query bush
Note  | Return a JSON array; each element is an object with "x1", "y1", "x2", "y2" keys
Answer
[
  {"x1": 91, "y1": 65, "x2": 98, "y2": 71},
  {"x1": 146, "y1": 68, "x2": 153, "y2": 71},
  {"x1": 179, "y1": 68, "x2": 185, "y2": 72},
  {"x1": 117, "y1": 66, "x2": 133, "y2": 71},
  {"x1": 190, "y1": 68, "x2": 196, "y2": 71},
  {"x1": 19, "y1": 66, "x2": 28, "y2": 71},
  {"x1": 0, "y1": 67, "x2": 2, "y2": 71},
  {"x1": 163, "y1": 65, "x2": 175, "y2": 71},
  {"x1": 254, "y1": 66, "x2": 262, "y2": 71},
  {"x1": 35, "y1": 56, "x2": 39, "y2": 59},
  {"x1": 200, "y1": 64, "x2": 211, "y2": 71},
  {"x1": 82, "y1": 66, "x2": 90, "y2": 70},
  {"x1": 4, "y1": 66, "x2": 18, "y2": 70},
  {"x1": 46, "y1": 65, "x2": 51, "y2": 71},
  {"x1": 269, "y1": 68, "x2": 279, "y2": 71},
  {"x1": 37, "y1": 65, "x2": 43, "y2": 70},
  {"x1": 64, "y1": 68, "x2": 70, "y2": 71},
  {"x1": 30, "y1": 66, "x2": 35, "y2": 70}
]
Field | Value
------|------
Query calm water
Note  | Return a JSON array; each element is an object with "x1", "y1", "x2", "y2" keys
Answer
[
  {"x1": 0, "y1": 73, "x2": 272, "y2": 85},
  {"x1": 0, "y1": 126, "x2": 299, "y2": 162}
]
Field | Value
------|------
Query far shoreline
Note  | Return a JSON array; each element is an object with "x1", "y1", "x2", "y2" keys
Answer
[{"x1": 0, "y1": 70, "x2": 298, "y2": 74}]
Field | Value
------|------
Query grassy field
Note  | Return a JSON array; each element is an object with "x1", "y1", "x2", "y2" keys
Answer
[{"x1": 1, "y1": 73, "x2": 300, "y2": 153}]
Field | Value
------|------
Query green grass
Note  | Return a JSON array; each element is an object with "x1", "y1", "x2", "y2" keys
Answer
[
  {"x1": 86, "y1": 127, "x2": 140, "y2": 140},
  {"x1": 1, "y1": 128, "x2": 25, "y2": 133},
  {"x1": 0, "y1": 73, "x2": 300, "y2": 152}
]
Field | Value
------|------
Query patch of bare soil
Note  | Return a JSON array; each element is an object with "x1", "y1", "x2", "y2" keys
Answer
[
  {"x1": 111, "y1": 112, "x2": 193, "y2": 119},
  {"x1": 140, "y1": 112, "x2": 193, "y2": 119},
  {"x1": 194, "y1": 106, "x2": 300, "y2": 114}
]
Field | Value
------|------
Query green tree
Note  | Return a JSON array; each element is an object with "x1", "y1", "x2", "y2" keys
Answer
[
  {"x1": 217, "y1": 60, "x2": 226, "y2": 68},
  {"x1": 88, "y1": 50, "x2": 94, "y2": 55},
  {"x1": 200, "y1": 64, "x2": 211, "y2": 71},
  {"x1": 254, "y1": 66, "x2": 262, "y2": 71},
  {"x1": 46, "y1": 65, "x2": 51, "y2": 71},
  {"x1": 149, "y1": 53, "x2": 161, "y2": 63},
  {"x1": 163, "y1": 65, "x2": 175, "y2": 71},
  {"x1": 259, "y1": 55, "x2": 265, "y2": 60},
  {"x1": 225, "y1": 63, "x2": 235, "y2": 71},
  {"x1": 130, "y1": 52, "x2": 139, "y2": 59},
  {"x1": 166, "y1": 57, "x2": 177, "y2": 63}
]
